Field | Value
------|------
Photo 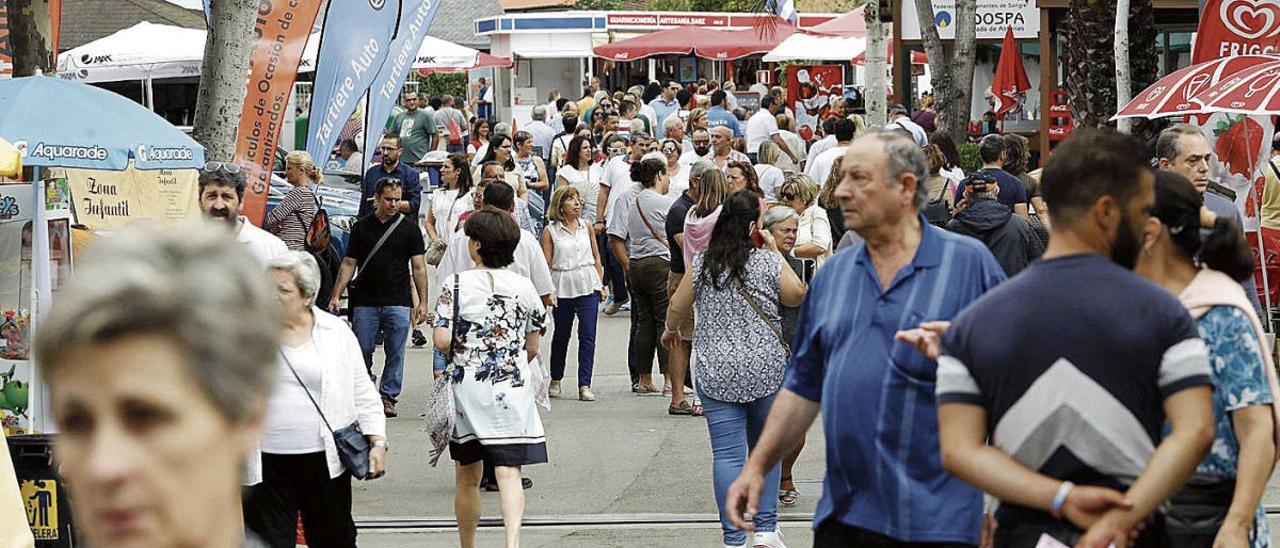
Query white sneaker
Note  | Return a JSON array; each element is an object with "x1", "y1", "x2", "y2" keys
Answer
[{"x1": 753, "y1": 529, "x2": 787, "y2": 548}]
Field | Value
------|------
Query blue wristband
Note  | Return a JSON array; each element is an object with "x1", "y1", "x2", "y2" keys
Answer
[{"x1": 1050, "y1": 481, "x2": 1074, "y2": 519}]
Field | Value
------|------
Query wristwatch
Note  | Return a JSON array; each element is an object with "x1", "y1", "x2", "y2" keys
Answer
[{"x1": 372, "y1": 439, "x2": 389, "y2": 450}]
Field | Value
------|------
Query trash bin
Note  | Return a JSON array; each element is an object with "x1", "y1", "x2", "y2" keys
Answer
[{"x1": 7, "y1": 434, "x2": 76, "y2": 546}]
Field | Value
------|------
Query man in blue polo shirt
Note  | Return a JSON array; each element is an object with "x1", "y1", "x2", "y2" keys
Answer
[
  {"x1": 649, "y1": 81, "x2": 681, "y2": 140},
  {"x1": 360, "y1": 135, "x2": 422, "y2": 220},
  {"x1": 706, "y1": 90, "x2": 742, "y2": 138},
  {"x1": 725, "y1": 132, "x2": 1006, "y2": 546}
]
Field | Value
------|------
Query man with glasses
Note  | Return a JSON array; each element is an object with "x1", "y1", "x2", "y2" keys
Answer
[
  {"x1": 198, "y1": 161, "x2": 287, "y2": 265},
  {"x1": 682, "y1": 127, "x2": 712, "y2": 166},
  {"x1": 389, "y1": 91, "x2": 437, "y2": 165},
  {"x1": 329, "y1": 178, "x2": 429, "y2": 419},
  {"x1": 360, "y1": 135, "x2": 422, "y2": 220},
  {"x1": 649, "y1": 81, "x2": 681, "y2": 140}
]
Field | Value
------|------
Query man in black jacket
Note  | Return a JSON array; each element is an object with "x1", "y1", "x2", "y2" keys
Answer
[{"x1": 947, "y1": 172, "x2": 1044, "y2": 277}]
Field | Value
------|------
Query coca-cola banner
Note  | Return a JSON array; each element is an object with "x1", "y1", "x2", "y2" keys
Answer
[
  {"x1": 785, "y1": 65, "x2": 843, "y2": 142},
  {"x1": 1193, "y1": 0, "x2": 1280, "y2": 63}
]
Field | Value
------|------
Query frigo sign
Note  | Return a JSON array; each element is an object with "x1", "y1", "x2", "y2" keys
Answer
[{"x1": 900, "y1": 0, "x2": 1038, "y2": 41}]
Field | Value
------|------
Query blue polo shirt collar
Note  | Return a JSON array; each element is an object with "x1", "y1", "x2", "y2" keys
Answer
[{"x1": 852, "y1": 214, "x2": 943, "y2": 268}]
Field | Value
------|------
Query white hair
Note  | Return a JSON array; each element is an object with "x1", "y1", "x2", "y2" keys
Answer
[
  {"x1": 642, "y1": 151, "x2": 666, "y2": 164},
  {"x1": 269, "y1": 251, "x2": 321, "y2": 303},
  {"x1": 663, "y1": 116, "x2": 683, "y2": 134}
]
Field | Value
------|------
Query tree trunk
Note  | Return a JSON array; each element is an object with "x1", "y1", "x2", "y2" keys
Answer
[
  {"x1": 1114, "y1": 0, "x2": 1131, "y2": 133},
  {"x1": 1063, "y1": 0, "x2": 1157, "y2": 130},
  {"x1": 913, "y1": 0, "x2": 975, "y2": 143},
  {"x1": 192, "y1": 0, "x2": 257, "y2": 162},
  {"x1": 5, "y1": 0, "x2": 53, "y2": 76},
  {"x1": 864, "y1": 0, "x2": 887, "y2": 128}
]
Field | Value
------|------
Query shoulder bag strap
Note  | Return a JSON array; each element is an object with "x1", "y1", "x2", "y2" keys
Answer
[
  {"x1": 278, "y1": 349, "x2": 337, "y2": 436},
  {"x1": 733, "y1": 277, "x2": 789, "y2": 354},
  {"x1": 351, "y1": 214, "x2": 405, "y2": 285},
  {"x1": 635, "y1": 196, "x2": 669, "y2": 248},
  {"x1": 447, "y1": 276, "x2": 461, "y2": 364},
  {"x1": 1269, "y1": 159, "x2": 1280, "y2": 182}
]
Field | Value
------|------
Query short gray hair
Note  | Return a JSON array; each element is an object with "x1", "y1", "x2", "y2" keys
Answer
[
  {"x1": 762, "y1": 205, "x2": 799, "y2": 229},
  {"x1": 663, "y1": 115, "x2": 683, "y2": 135},
  {"x1": 494, "y1": 122, "x2": 512, "y2": 137},
  {"x1": 863, "y1": 131, "x2": 929, "y2": 209},
  {"x1": 689, "y1": 159, "x2": 717, "y2": 181},
  {"x1": 1156, "y1": 124, "x2": 1206, "y2": 162},
  {"x1": 269, "y1": 251, "x2": 321, "y2": 304},
  {"x1": 532, "y1": 105, "x2": 547, "y2": 121},
  {"x1": 38, "y1": 224, "x2": 281, "y2": 423}
]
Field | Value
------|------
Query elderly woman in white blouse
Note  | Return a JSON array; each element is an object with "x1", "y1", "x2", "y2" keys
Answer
[{"x1": 244, "y1": 251, "x2": 387, "y2": 548}]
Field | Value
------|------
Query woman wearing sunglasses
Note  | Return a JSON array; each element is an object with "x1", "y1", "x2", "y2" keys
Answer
[{"x1": 661, "y1": 138, "x2": 691, "y2": 197}]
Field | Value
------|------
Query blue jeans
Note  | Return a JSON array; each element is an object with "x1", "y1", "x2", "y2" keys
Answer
[
  {"x1": 701, "y1": 388, "x2": 780, "y2": 546},
  {"x1": 550, "y1": 292, "x2": 599, "y2": 387},
  {"x1": 433, "y1": 348, "x2": 448, "y2": 373},
  {"x1": 351, "y1": 306, "x2": 411, "y2": 401}
]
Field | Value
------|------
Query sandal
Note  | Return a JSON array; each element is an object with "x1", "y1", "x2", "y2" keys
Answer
[
  {"x1": 668, "y1": 400, "x2": 693, "y2": 415},
  {"x1": 691, "y1": 403, "x2": 705, "y2": 417},
  {"x1": 778, "y1": 476, "x2": 799, "y2": 506}
]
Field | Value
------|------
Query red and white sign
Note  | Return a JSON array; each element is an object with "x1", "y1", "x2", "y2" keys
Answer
[
  {"x1": 786, "y1": 65, "x2": 844, "y2": 141},
  {"x1": 606, "y1": 12, "x2": 834, "y2": 30},
  {"x1": 1194, "y1": 0, "x2": 1280, "y2": 62}
]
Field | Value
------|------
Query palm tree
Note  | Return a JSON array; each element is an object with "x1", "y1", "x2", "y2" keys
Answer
[{"x1": 1063, "y1": 0, "x2": 1157, "y2": 130}]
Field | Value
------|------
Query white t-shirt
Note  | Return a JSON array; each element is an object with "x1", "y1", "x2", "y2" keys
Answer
[
  {"x1": 236, "y1": 218, "x2": 288, "y2": 266},
  {"x1": 805, "y1": 135, "x2": 838, "y2": 168},
  {"x1": 667, "y1": 162, "x2": 692, "y2": 198},
  {"x1": 436, "y1": 227, "x2": 554, "y2": 297},
  {"x1": 601, "y1": 156, "x2": 635, "y2": 226},
  {"x1": 430, "y1": 188, "x2": 472, "y2": 238},
  {"x1": 678, "y1": 149, "x2": 702, "y2": 167},
  {"x1": 262, "y1": 342, "x2": 327, "y2": 454},
  {"x1": 754, "y1": 164, "x2": 785, "y2": 203},
  {"x1": 806, "y1": 145, "x2": 849, "y2": 187},
  {"x1": 745, "y1": 110, "x2": 780, "y2": 154},
  {"x1": 886, "y1": 116, "x2": 929, "y2": 147},
  {"x1": 776, "y1": 130, "x2": 806, "y2": 171}
]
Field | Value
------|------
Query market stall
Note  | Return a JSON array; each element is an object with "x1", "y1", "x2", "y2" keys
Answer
[{"x1": 0, "y1": 76, "x2": 205, "y2": 437}]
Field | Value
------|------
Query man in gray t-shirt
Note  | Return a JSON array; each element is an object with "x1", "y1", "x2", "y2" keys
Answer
[{"x1": 607, "y1": 158, "x2": 674, "y2": 393}]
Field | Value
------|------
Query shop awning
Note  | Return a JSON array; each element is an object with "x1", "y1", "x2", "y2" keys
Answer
[
  {"x1": 763, "y1": 33, "x2": 866, "y2": 62},
  {"x1": 594, "y1": 22, "x2": 798, "y2": 61},
  {"x1": 417, "y1": 52, "x2": 514, "y2": 76},
  {"x1": 852, "y1": 40, "x2": 927, "y2": 65},
  {"x1": 809, "y1": 8, "x2": 866, "y2": 36}
]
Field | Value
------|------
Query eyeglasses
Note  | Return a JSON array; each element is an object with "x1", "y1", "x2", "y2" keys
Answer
[
  {"x1": 779, "y1": 192, "x2": 797, "y2": 200},
  {"x1": 378, "y1": 146, "x2": 400, "y2": 152},
  {"x1": 499, "y1": 144, "x2": 513, "y2": 149},
  {"x1": 662, "y1": 146, "x2": 678, "y2": 154},
  {"x1": 692, "y1": 140, "x2": 710, "y2": 146},
  {"x1": 202, "y1": 161, "x2": 241, "y2": 174}
]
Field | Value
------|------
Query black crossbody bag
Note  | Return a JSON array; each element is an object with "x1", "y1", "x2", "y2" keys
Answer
[{"x1": 278, "y1": 350, "x2": 371, "y2": 479}]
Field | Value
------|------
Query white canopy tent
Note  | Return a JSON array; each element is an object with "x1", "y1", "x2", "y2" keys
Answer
[
  {"x1": 57, "y1": 22, "x2": 486, "y2": 92},
  {"x1": 762, "y1": 33, "x2": 867, "y2": 63}
]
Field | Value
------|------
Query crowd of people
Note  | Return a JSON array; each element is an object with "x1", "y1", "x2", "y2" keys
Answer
[{"x1": 21, "y1": 74, "x2": 1280, "y2": 548}]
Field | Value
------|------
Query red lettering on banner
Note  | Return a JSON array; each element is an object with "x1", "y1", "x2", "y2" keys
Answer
[
  {"x1": 234, "y1": 0, "x2": 323, "y2": 226},
  {"x1": 1195, "y1": 0, "x2": 1280, "y2": 62},
  {"x1": 0, "y1": 3, "x2": 12, "y2": 78}
]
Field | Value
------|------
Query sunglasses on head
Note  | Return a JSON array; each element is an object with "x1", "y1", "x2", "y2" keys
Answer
[{"x1": 203, "y1": 161, "x2": 242, "y2": 174}]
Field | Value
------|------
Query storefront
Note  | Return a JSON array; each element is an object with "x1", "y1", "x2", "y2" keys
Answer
[{"x1": 474, "y1": 10, "x2": 839, "y2": 126}]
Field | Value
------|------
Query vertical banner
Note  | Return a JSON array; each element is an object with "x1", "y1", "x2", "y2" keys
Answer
[
  {"x1": 305, "y1": 0, "x2": 401, "y2": 168},
  {"x1": 786, "y1": 65, "x2": 843, "y2": 141},
  {"x1": 363, "y1": 0, "x2": 444, "y2": 170},
  {"x1": 0, "y1": 2, "x2": 11, "y2": 78},
  {"x1": 233, "y1": 0, "x2": 324, "y2": 226},
  {"x1": 1193, "y1": 0, "x2": 1280, "y2": 63}
]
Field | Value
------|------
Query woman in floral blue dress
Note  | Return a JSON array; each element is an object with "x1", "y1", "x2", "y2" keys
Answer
[
  {"x1": 1135, "y1": 171, "x2": 1278, "y2": 548},
  {"x1": 434, "y1": 207, "x2": 547, "y2": 548}
]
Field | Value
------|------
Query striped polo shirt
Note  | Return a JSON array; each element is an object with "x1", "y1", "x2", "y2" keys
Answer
[{"x1": 784, "y1": 216, "x2": 1007, "y2": 544}]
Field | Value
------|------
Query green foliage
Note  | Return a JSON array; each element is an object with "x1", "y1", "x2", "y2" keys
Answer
[
  {"x1": 575, "y1": 0, "x2": 624, "y2": 9},
  {"x1": 644, "y1": 0, "x2": 763, "y2": 11},
  {"x1": 958, "y1": 143, "x2": 982, "y2": 174},
  {"x1": 410, "y1": 73, "x2": 468, "y2": 98}
]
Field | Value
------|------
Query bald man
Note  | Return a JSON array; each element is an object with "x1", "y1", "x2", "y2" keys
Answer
[{"x1": 704, "y1": 126, "x2": 749, "y2": 170}]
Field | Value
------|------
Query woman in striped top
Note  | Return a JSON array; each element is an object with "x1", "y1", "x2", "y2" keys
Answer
[{"x1": 266, "y1": 151, "x2": 319, "y2": 251}]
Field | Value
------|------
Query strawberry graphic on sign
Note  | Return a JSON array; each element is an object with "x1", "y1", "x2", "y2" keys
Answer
[{"x1": 1213, "y1": 115, "x2": 1265, "y2": 179}]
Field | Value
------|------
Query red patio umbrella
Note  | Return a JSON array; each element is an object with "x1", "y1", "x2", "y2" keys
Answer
[
  {"x1": 851, "y1": 40, "x2": 927, "y2": 65},
  {"x1": 1191, "y1": 60, "x2": 1280, "y2": 115},
  {"x1": 1114, "y1": 54, "x2": 1280, "y2": 119},
  {"x1": 990, "y1": 27, "x2": 1030, "y2": 119},
  {"x1": 593, "y1": 23, "x2": 797, "y2": 62}
]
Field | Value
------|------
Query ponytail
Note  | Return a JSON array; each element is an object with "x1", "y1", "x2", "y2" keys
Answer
[{"x1": 1200, "y1": 218, "x2": 1255, "y2": 283}]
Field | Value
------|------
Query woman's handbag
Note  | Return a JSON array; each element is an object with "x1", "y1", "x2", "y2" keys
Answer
[
  {"x1": 278, "y1": 350, "x2": 372, "y2": 479},
  {"x1": 425, "y1": 195, "x2": 462, "y2": 266},
  {"x1": 426, "y1": 279, "x2": 462, "y2": 466}
]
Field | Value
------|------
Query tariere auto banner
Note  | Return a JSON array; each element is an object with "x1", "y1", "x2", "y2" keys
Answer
[
  {"x1": 305, "y1": 0, "x2": 401, "y2": 171},
  {"x1": 234, "y1": 0, "x2": 324, "y2": 226},
  {"x1": 363, "y1": 0, "x2": 444, "y2": 170},
  {"x1": 1194, "y1": 0, "x2": 1280, "y2": 63}
]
